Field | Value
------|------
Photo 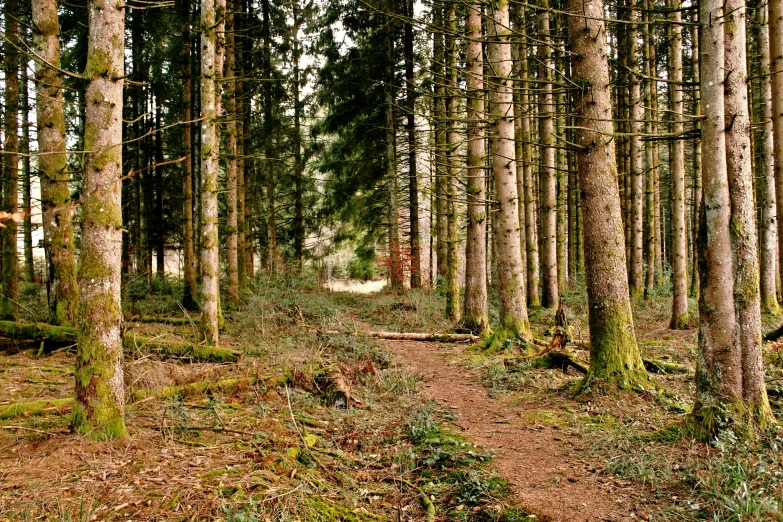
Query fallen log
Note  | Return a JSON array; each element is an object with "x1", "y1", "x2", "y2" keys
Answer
[
  {"x1": 319, "y1": 370, "x2": 351, "y2": 407},
  {"x1": 0, "y1": 320, "x2": 76, "y2": 347},
  {"x1": 323, "y1": 329, "x2": 480, "y2": 343},
  {"x1": 0, "y1": 398, "x2": 74, "y2": 420},
  {"x1": 130, "y1": 374, "x2": 290, "y2": 402},
  {"x1": 764, "y1": 324, "x2": 783, "y2": 342},
  {"x1": 130, "y1": 316, "x2": 198, "y2": 326},
  {"x1": 0, "y1": 321, "x2": 238, "y2": 363},
  {"x1": 643, "y1": 358, "x2": 691, "y2": 374},
  {"x1": 122, "y1": 335, "x2": 240, "y2": 363}
]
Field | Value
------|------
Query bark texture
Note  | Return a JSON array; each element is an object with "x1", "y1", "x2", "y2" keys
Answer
[
  {"x1": 487, "y1": 0, "x2": 530, "y2": 340},
  {"x1": 463, "y1": 0, "x2": 488, "y2": 333},
  {"x1": 2, "y1": 0, "x2": 20, "y2": 320},
  {"x1": 73, "y1": 0, "x2": 127, "y2": 439},
  {"x1": 200, "y1": 0, "x2": 220, "y2": 345},
  {"x1": 669, "y1": 0, "x2": 688, "y2": 328},
  {"x1": 567, "y1": 0, "x2": 647, "y2": 388},
  {"x1": 32, "y1": 0, "x2": 79, "y2": 326}
]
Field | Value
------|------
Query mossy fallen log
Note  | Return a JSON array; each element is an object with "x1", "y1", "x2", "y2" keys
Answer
[
  {"x1": 131, "y1": 316, "x2": 198, "y2": 326},
  {"x1": 643, "y1": 358, "x2": 691, "y2": 374},
  {"x1": 0, "y1": 321, "x2": 237, "y2": 363},
  {"x1": 130, "y1": 374, "x2": 290, "y2": 402},
  {"x1": 323, "y1": 329, "x2": 479, "y2": 343},
  {"x1": 0, "y1": 398, "x2": 74, "y2": 419},
  {"x1": 0, "y1": 320, "x2": 77, "y2": 346},
  {"x1": 122, "y1": 335, "x2": 240, "y2": 363}
]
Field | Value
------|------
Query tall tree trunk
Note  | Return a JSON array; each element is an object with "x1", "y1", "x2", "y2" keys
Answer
[
  {"x1": 643, "y1": 3, "x2": 656, "y2": 298},
  {"x1": 757, "y1": 0, "x2": 780, "y2": 313},
  {"x1": 445, "y1": 2, "x2": 460, "y2": 319},
  {"x1": 538, "y1": 0, "x2": 559, "y2": 309},
  {"x1": 487, "y1": 0, "x2": 531, "y2": 341},
  {"x1": 73, "y1": 0, "x2": 127, "y2": 439},
  {"x1": 32, "y1": 0, "x2": 78, "y2": 326},
  {"x1": 199, "y1": 0, "x2": 221, "y2": 345},
  {"x1": 181, "y1": 0, "x2": 198, "y2": 310},
  {"x1": 433, "y1": 1, "x2": 448, "y2": 284},
  {"x1": 384, "y1": 0, "x2": 403, "y2": 290},
  {"x1": 292, "y1": 0, "x2": 304, "y2": 272},
  {"x1": 236, "y1": 0, "x2": 247, "y2": 287},
  {"x1": 669, "y1": 0, "x2": 688, "y2": 328},
  {"x1": 21, "y1": 67, "x2": 34, "y2": 283},
  {"x1": 463, "y1": 0, "x2": 488, "y2": 332},
  {"x1": 628, "y1": 4, "x2": 644, "y2": 299},
  {"x1": 693, "y1": 0, "x2": 772, "y2": 438},
  {"x1": 567, "y1": 0, "x2": 647, "y2": 387},
  {"x1": 690, "y1": 13, "x2": 701, "y2": 299},
  {"x1": 772, "y1": 0, "x2": 783, "y2": 294},
  {"x1": 225, "y1": 0, "x2": 239, "y2": 303},
  {"x1": 2, "y1": 0, "x2": 20, "y2": 320},
  {"x1": 517, "y1": 11, "x2": 540, "y2": 308},
  {"x1": 262, "y1": 0, "x2": 276, "y2": 272},
  {"x1": 723, "y1": 0, "x2": 772, "y2": 428},
  {"x1": 405, "y1": 0, "x2": 421, "y2": 288}
]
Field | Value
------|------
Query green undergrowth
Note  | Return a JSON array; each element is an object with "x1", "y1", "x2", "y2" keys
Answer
[
  {"x1": 356, "y1": 287, "x2": 449, "y2": 332},
  {"x1": 1, "y1": 276, "x2": 530, "y2": 520}
]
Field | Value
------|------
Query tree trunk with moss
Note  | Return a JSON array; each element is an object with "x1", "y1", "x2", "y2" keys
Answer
[
  {"x1": 73, "y1": 0, "x2": 127, "y2": 439},
  {"x1": 487, "y1": 0, "x2": 531, "y2": 341},
  {"x1": 225, "y1": 0, "x2": 239, "y2": 305},
  {"x1": 200, "y1": 0, "x2": 220, "y2": 345},
  {"x1": 404, "y1": 0, "x2": 420, "y2": 289},
  {"x1": 772, "y1": 0, "x2": 783, "y2": 293},
  {"x1": 628, "y1": 6, "x2": 644, "y2": 299},
  {"x1": 463, "y1": 0, "x2": 488, "y2": 333},
  {"x1": 538, "y1": 0, "x2": 558, "y2": 309},
  {"x1": 516, "y1": 10, "x2": 540, "y2": 308},
  {"x1": 181, "y1": 0, "x2": 198, "y2": 311},
  {"x1": 669, "y1": 0, "x2": 688, "y2": 328},
  {"x1": 567, "y1": 0, "x2": 647, "y2": 388},
  {"x1": 445, "y1": 2, "x2": 460, "y2": 320},
  {"x1": 723, "y1": 0, "x2": 773, "y2": 429},
  {"x1": 2, "y1": 0, "x2": 20, "y2": 320},
  {"x1": 432, "y1": 1, "x2": 448, "y2": 283},
  {"x1": 32, "y1": 0, "x2": 79, "y2": 327},
  {"x1": 692, "y1": 0, "x2": 772, "y2": 438},
  {"x1": 756, "y1": 1, "x2": 780, "y2": 314}
]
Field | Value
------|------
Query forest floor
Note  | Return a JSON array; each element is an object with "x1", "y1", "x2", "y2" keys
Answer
[{"x1": 1, "y1": 277, "x2": 782, "y2": 521}]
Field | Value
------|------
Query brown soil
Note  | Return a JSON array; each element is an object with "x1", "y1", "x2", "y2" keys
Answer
[{"x1": 366, "y1": 331, "x2": 651, "y2": 522}]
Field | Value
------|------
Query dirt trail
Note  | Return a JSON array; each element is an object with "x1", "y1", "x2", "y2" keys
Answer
[{"x1": 364, "y1": 329, "x2": 648, "y2": 522}]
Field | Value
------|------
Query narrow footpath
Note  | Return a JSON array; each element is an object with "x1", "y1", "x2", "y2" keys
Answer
[{"x1": 359, "y1": 321, "x2": 649, "y2": 522}]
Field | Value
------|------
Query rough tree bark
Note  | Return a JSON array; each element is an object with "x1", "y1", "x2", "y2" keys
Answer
[
  {"x1": 486, "y1": 0, "x2": 531, "y2": 344},
  {"x1": 404, "y1": 0, "x2": 421, "y2": 288},
  {"x1": 225, "y1": 0, "x2": 239, "y2": 304},
  {"x1": 669, "y1": 0, "x2": 688, "y2": 328},
  {"x1": 567, "y1": 0, "x2": 648, "y2": 388},
  {"x1": 723, "y1": 0, "x2": 773, "y2": 431},
  {"x1": 199, "y1": 0, "x2": 221, "y2": 345},
  {"x1": 73, "y1": 0, "x2": 127, "y2": 439},
  {"x1": 445, "y1": 2, "x2": 460, "y2": 320},
  {"x1": 628, "y1": 5, "x2": 644, "y2": 299},
  {"x1": 2, "y1": 0, "x2": 20, "y2": 320},
  {"x1": 32, "y1": 0, "x2": 79, "y2": 326},
  {"x1": 772, "y1": 0, "x2": 783, "y2": 293},
  {"x1": 181, "y1": 0, "x2": 198, "y2": 310},
  {"x1": 693, "y1": 0, "x2": 772, "y2": 438},
  {"x1": 538, "y1": 0, "x2": 559, "y2": 309},
  {"x1": 463, "y1": 0, "x2": 488, "y2": 333}
]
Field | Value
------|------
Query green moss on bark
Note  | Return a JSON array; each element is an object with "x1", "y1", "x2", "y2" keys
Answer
[{"x1": 582, "y1": 304, "x2": 648, "y2": 390}]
